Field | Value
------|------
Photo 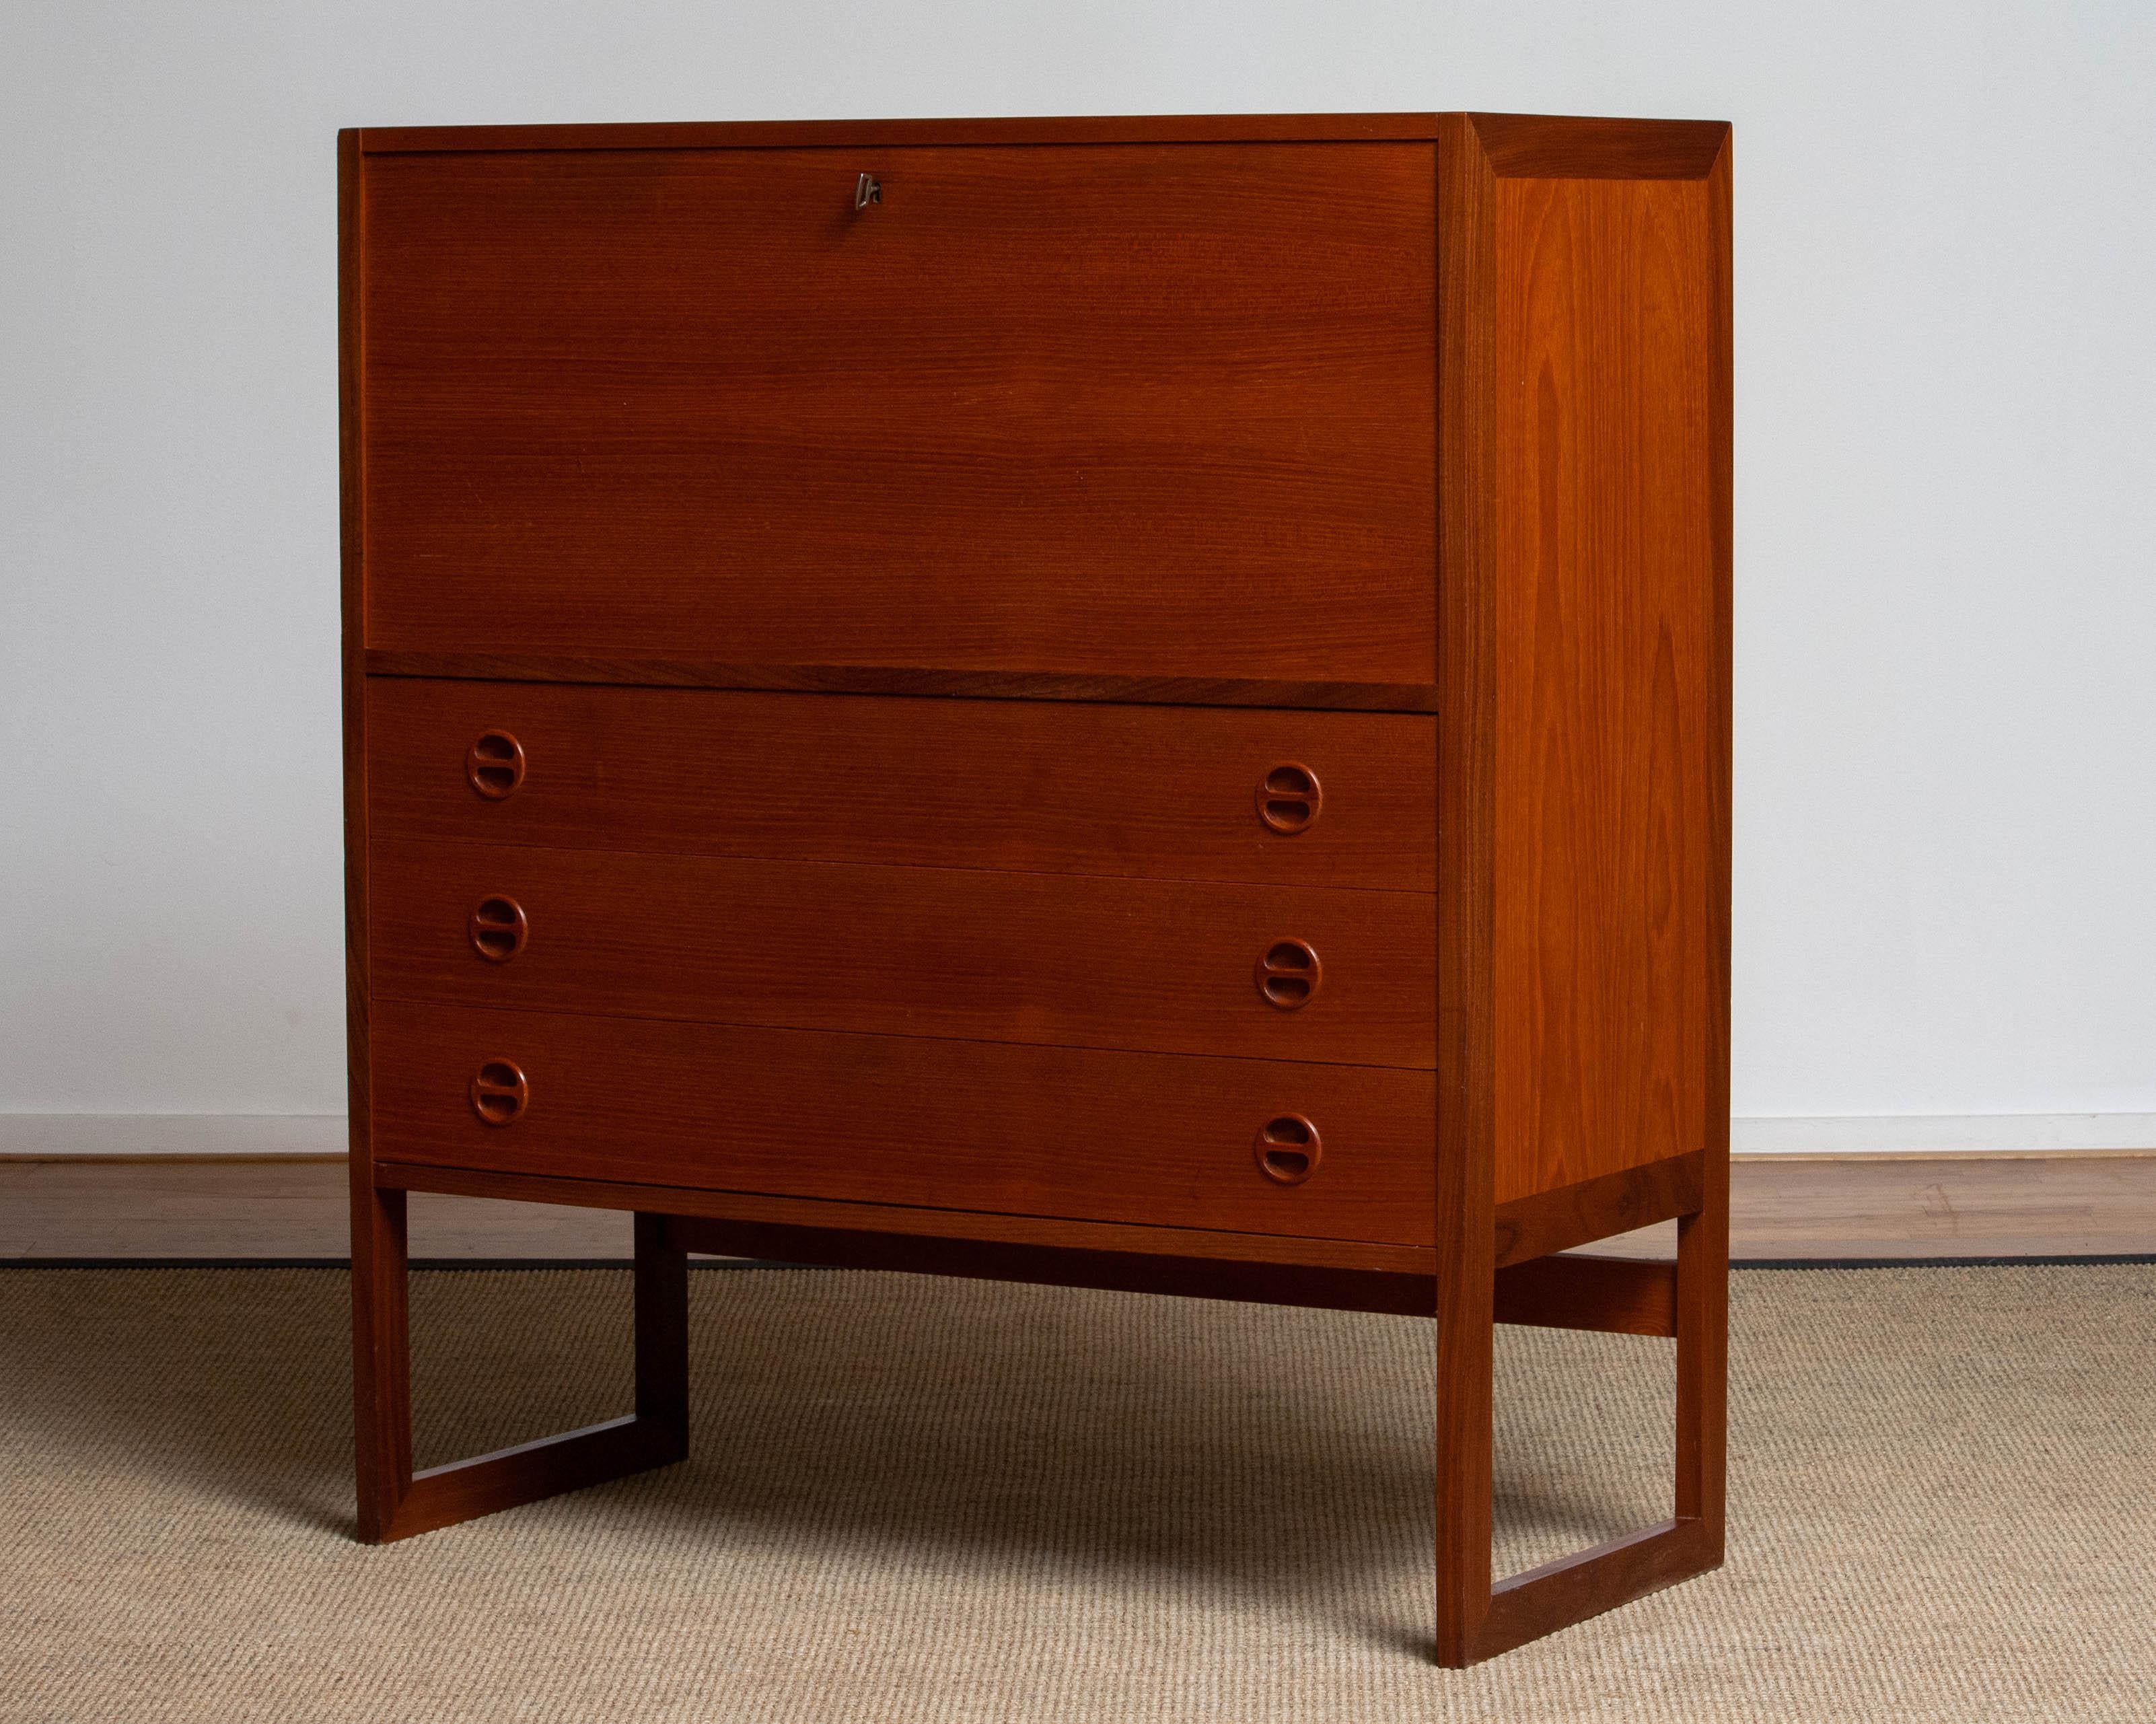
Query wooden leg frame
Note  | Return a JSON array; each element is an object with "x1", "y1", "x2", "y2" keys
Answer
[
  {"x1": 1443, "y1": 1155, "x2": 1729, "y2": 1665},
  {"x1": 351, "y1": 1157, "x2": 1725, "y2": 1662},
  {"x1": 351, "y1": 1186, "x2": 690, "y2": 1542}
]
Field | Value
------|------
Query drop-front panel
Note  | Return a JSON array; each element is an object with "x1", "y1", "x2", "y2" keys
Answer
[
  {"x1": 361, "y1": 142, "x2": 1437, "y2": 684},
  {"x1": 343, "y1": 112, "x2": 1731, "y2": 1667}
]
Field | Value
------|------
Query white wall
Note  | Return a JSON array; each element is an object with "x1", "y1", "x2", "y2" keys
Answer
[{"x1": 3, "y1": 1, "x2": 2153, "y2": 1147}]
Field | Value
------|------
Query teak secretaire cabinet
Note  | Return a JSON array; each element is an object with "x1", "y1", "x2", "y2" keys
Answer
[{"x1": 340, "y1": 112, "x2": 1731, "y2": 1666}]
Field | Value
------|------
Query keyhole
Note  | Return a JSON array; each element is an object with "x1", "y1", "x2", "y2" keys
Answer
[{"x1": 1254, "y1": 1114, "x2": 1322, "y2": 1184}]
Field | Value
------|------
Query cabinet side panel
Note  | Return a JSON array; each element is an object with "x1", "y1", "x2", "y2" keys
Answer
[
  {"x1": 339, "y1": 131, "x2": 371, "y2": 1178},
  {"x1": 1490, "y1": 159, "x2": 1727, "y2": 1206}
]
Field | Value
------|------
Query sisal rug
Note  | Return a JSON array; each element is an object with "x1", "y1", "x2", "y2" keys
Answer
[{"x1": 1, "y1": 1264, "x2": 2151, "y2": 1722}]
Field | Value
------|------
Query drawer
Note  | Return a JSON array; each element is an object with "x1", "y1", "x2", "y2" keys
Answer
[
  {"x1": 357, "y1": 143, "x2": 1435, "y2": 682},
  {"x1": 369, "y1": 838, "x2": 1435, "y2": 1068},
  {"x1": 365, "y1": 680, "x2": 1437, "y2": 892},
  {"x1": 369, "y1": 1002, "x2": 1436, "y2": 1246}
]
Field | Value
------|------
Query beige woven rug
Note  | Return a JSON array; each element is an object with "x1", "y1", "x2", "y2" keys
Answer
[{"x1": 2, "y1": 1264, "x2": 2150, "y2": 1722}]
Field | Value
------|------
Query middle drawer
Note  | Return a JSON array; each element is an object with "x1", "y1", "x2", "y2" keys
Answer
[{"x1": 369, "y1": 838, "x2": 1435, "y2": 1069}]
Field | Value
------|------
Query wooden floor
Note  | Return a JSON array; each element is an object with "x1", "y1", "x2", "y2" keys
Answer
[{"x1": 1, "y1": 1153, "x2": 2151, "y2": 1262}]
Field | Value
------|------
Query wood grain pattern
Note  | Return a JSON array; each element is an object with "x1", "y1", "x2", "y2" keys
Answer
[
  {"x1": 1494, "y1": 1154, "x2": 1704, "y2": 1268},
  {"x1": 388, "y1": 1416, "x2": 685, "y2": 1542},
  {"x1": 340, "y1": 129, "x2": 402, "y2": 1540},
  {"x1": 359, "y1": 143, "x2": 1435, "y2": 683},
  {"x1": 1477, "y1": 1516, "x2": 1719, "y2": 1660},
  {"x1": 663, "y1": 1213, "x2": 1436, "y2": 1316},
  {"x1": 337, "y1": 108, "x2": 1734, "y2": 1659},
  {"x1": 378, "y1": 1159, "x2": 1439, "y2": 1275},
  {"x1": 1492, "y1": 1252, "x2": 1676, "y2": 1336},
  {"x1": 351, "y1": 1182, "x2": 407, "y2": 1540},
  {"x1": 361, "y1": 1206, "x2": 690, "y2": 1542},
  {"x1": 633, "y1": 1213, "x2": 690, "y2": 1434},
  {"x1": 1432, "y1": 111, "x2": 1731, "y2": 1667},
  {"x1": 28, "y1": 1151, "x2": 2136, "y2": 1264},
  {"x1": 366, "y1": 680, "x2": 1438, "y2": 892},
  {"x1": 338, "y1": 137, "x2": 371, "y2": 1159},
  {"x1": 358, "y1": 115, "x2": 1455, "y2": 153},
  {"x1": 1675, "y1": 1204, "x2": 1723, "y2": 1539},
  {"x1": 368, "y1": 837, "x2": 1435, "y2": 1068},
  {"x1": 369, "y1": 1001, "x2": 1437, "y2": 1246},
  {"x1": 365, "y1": 653, "x2": 1437, "y2": 713},
  {"x1": 1433, "y1": 109, "x2": 1503, "y2": 1669},
  {"x1": 1469, "y1": 114, "x2": 1729, "y2": 181},
  {"x1": 1682, "y1": 133, "x2": 1735, "y2": 1557},
  {"x1": 1489, "y1": 145, "x2": 1724, "y2": 1205}
]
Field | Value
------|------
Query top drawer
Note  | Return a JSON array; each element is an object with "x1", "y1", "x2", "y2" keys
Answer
[
  {"x1": 357, "y1": 143, "x2": 1435, "y2": 684},
  {"x1": 367, "y1": 679, "x2": 1436, "y2": 892}
]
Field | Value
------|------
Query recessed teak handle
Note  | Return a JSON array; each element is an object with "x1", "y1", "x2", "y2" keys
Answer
[
  {"x1": 468, "y1": 895, "x2": 528, "y2": 963},
  {"x1": 1256, "y1": 762, "x2": 1322, "y2": 834},
  {"x1": 470, "y1": 1058, "x2": 528, "y2": 1126},
  {"x1": 1254, "y1": 1114, "x2": 1322, "y2": 1184},
  {"x1": 466, "y1": 731, "x2": 526, "y2": 800},
  {"x1": 1256, "y1": 939, "x2": 1322, "y2": 1010}
]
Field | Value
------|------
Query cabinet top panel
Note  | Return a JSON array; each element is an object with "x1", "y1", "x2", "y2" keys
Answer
[
  {"x1": 354, "y1": 114, "x2": 1454, "y2": 153},
  {"x1": 351, "y1": 113, "x2": 1727, "y2": 174}
]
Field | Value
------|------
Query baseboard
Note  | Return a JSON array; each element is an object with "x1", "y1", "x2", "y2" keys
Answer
[
  {"x1": 1715, "y1": 1147, "x2": 2155, "y2": 1260},
  {"x1": 1733, "y1": 1113, "x2": 2156, "y2": 1154},
  {"x1": 7, "y1": 1111, "x2": 2155, "y2": 1162},
  {"x1": 0, "y1": 1114, "x2": 346, "y2": 1159},
  {"x1": 3, "y1": 1126, "x2": 2152, "y2": 1259}
]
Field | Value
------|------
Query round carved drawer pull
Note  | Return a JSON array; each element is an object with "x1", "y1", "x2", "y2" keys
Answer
[
  {"x1": 1254, "y1": 1114, "x2": 1322, "y2": 1185},
  {"x1": 466, "y1": 731, "x2": 526, "y2": 800},
  {"x1": 468, "y1": 895, "x2": 529, "y2": 964},
  {"x1": 1256, "y1": 762, "x2": 1322, "y2": 834},
  {"x1": 470, "y1": 1058, "x2": 528, "y2": 1126},
  {"x1": 1256, "y1": 939, "x2": 1322, "y2": 1010}
]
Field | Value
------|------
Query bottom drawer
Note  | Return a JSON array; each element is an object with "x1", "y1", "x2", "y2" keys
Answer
[{"x1": 369, "y1": 1003, "x2": 1435, "y2": 1246}]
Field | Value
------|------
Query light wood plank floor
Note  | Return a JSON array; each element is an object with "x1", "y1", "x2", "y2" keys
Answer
[{"x1": 2, "y1": 1153, "x2": 2151, "y2": 1261}]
